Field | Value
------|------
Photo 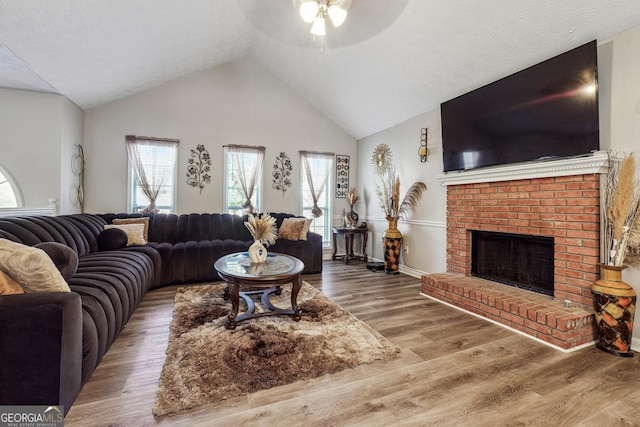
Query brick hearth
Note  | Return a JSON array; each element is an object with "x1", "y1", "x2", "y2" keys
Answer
[
  {"x1": 422, "y1": 166, "x2": 606, "y2": 350},
  {"x1": 422, "y1": 274, "x2": 594, "y2": 350}
]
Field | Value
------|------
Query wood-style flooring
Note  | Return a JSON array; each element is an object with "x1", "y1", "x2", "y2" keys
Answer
[{"x1": 65, "y1": 261, "x2": 640, "y2": 426}]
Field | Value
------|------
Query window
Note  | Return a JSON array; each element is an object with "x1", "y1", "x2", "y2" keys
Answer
[
  {"x1": 300, "y1": 151, "x2": 333, "y2": 245},
  {"x1": 0, "y1": 167, "x2": 20, "y2": 208},
  {"x1": 126, "y1": 135, "x2": 178, "y2": 213},
  {"x1": 224, "y1": 145, "x2": 265, "y2": 215}
]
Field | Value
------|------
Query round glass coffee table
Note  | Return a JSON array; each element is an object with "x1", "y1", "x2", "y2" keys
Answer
[{"x1": 214, "y1": 252, "x2": 305, "y2": 329}]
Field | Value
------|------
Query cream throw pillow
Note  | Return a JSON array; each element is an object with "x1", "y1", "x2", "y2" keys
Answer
[
  {"x1": 298, "y1": 218, "x2": 313, "y2": 241},
  {"x1": 0, "y1": 239, "x2": 71, "y2": 293},
  {"x1": 278, "y1": 218, "x2": 306, "y2": 241},
  {"x1": 113, "y1": 217, "x2": 150, "y2": 242},
  {"x1": 104, "y1": 224, "x2": 147, "y2": 246}
]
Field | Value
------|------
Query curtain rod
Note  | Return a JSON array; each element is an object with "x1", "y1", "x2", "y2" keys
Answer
[
  {"x1": 299, "y1": 150, "x2": 335, "y2": 156},
  {"x1": 126, "y1": 135, "x2": 180, "y2": 144},
  {"x1": 223, "y1": 144, "x2": 266, "y2": 150}
]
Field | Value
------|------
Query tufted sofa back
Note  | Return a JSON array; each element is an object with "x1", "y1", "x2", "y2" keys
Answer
[
  {"x1": 100, "y1": 212, "x2": 305, "y2": 245},
  {"x1": 0, "y1": 214, "x2": 106, "y2": 257},
  {"x1": 149, "y1": 213, "x2": 253, "y2": 243}
]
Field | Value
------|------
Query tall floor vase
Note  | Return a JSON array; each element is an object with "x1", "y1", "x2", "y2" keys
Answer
[
  {"x1": 591, "y1": 264, "x2": 636, "y2": 357},
  {"x1": 383, "y1": 217, "x2": 402, "y2": 274}
]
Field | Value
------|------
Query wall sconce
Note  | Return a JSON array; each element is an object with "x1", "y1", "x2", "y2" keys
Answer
[{"x1": 419, "y1": 128, "x2": 428, "y2": 162}]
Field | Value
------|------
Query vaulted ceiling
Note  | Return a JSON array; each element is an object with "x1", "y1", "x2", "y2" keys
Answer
[{"x1": 1, "y1": 0, "x2": 639, "y2": 139}]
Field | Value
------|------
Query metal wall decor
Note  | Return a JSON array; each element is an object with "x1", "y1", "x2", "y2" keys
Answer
[
  {"x1": 186, "y1": 144, "x2": 211, "y2": 194},
  {"x1": 419, "y1": 128, "x2": 428, "y2": 162},
  {"x1": 371, "y1": 144, "x2": 392, "y2": 174},
  {"x1": 71, "y1": 144, "x2": 85, "y2": 212},
  {"x1": 272, "y1": 152, "x2": 293, "y2": 196},
  {"x1": 335, "y1": 154, "x2": 350, "y2": 198}
]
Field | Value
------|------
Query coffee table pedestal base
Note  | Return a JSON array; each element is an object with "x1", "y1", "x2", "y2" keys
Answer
[{"x1": 223, "y1": 282, "x2": 302, "y2": 330}]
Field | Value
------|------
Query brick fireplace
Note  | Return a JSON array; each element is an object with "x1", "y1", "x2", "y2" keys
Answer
[{"x1": 421, "y1": 154, "x2": 609, "y2": 350}]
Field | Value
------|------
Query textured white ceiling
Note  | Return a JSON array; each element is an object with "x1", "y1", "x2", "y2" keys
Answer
[{"x1": 1, "y1": 0, "x2": 639, "y2": 139}]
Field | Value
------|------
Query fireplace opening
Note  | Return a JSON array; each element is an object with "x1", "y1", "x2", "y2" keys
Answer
[{"x1": 471, "y1": 230, "x2": 554, "y2": 296}]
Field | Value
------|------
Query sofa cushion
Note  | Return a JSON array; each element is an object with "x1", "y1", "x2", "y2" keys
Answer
[
  {"x1": 97, "y1": 228, "x2": 128, "y2": 251},
  {"x1": 35, "y1": 242, "x2": 79, "y2": 281},
  {"x1": 298, "y1": 218, "x2": 313, "y2": 240},
  {"x1": 0, "y1": 270, "x2": 24, "y2": 295},
  {"x1": 70, "y1": 248, "x2": 156, "y2": 379},
  {"x1": 113, "y1": 217, "x2": 149, "y2": 241},
  {"x1": 104, "y1": 224, "x2": 146, "y2": 245},
  {"x1": 0, "y1": 239, "x2": 70, "y2": 292},
  {"x1": 278, "y1": 218, "x2": 306, "y2": 241}
]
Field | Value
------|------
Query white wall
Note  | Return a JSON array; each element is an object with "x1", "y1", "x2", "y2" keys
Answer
[
  {"x1": 357, "y1": 109, "x2": 447, "y2": 275},
  {"x1": 60, "y1": 98, "x2": 85, "y2": 214},
  {"x1": 607, "y1": 24, "x2": 640, "y2": 347},
  {"x1": 0, "y1": 88, "x2": 83, "y2": 214},
  {"x1": 83, "y1": 57, "x2": 357, "y2": 216}
]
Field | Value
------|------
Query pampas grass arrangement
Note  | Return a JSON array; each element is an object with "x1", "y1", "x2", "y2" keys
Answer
[
  {"x1": 346, "y1": 187, "x2": 360, "y2": 206},
  {"x1": 244, "y1": 213, "x2": 277, "y2": 246},
  {"x1": 375, "y1": 164, "x2": 427, "y2": 220},
  {"x1": 604, "y1": 151, "x2": 640, "y2": 267}
]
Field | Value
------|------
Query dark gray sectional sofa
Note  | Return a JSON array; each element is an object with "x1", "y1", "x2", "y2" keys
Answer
[
  {"x1": 0, "y1": 212, "x2": 321, "y2": 415},
  {"x1": 100, "y1": 212, "x2": 322, "y2": 285}
]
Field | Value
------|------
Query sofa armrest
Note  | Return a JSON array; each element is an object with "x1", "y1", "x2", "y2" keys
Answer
[
  {"x1": 0, "y1": 292, "x2": 83, "y2": 415},
  {"x1": 305, "y1": 231, "x2": 324, "y2": 273}
]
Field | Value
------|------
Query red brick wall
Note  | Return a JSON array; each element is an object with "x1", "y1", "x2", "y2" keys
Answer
[{"x1": 446, "y1": 174, "x2": 601, "y2": 307}]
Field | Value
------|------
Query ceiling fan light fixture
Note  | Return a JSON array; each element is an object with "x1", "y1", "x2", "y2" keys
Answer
[
  {"x1": 293, "y1": 0, "x2": 351, "y2": 50},
  {"x1": 299, "y1": 1, "x2": 319, "y2": 23},
  {"x1": 310, "y1": 16, "x2": 326, "y2": 36},
  {"x1": 327, "y1": 4, "x2": 347, "y2": 27}
]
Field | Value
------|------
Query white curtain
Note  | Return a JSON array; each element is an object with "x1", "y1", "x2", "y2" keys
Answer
[
  {"x1": 126, "y1": 135, "x2": 178, "y2": 213},
  {"x1": 226, "y1": 145, "x2": 265, "y2": 214},
  {"x1": 301, "y1": 151, "x2": 333, "y2": 218}
]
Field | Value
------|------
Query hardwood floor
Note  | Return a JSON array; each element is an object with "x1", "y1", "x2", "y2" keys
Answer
[{"x1": 65, "y1": 261, "x2": 640, "y2": 426}]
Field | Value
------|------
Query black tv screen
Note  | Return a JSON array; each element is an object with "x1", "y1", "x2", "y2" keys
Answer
[{"x1": 441, "y1": 40, "x2": 599, "y2": 172}]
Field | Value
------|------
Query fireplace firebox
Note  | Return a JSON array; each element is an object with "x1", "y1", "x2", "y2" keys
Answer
[{"x1": 471, "y1": 230, "x2": 554, "y2": 296}]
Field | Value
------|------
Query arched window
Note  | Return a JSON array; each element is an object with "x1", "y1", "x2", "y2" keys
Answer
[{"x1": 0, "y1": 166, "x2": 20, "y2": 208}]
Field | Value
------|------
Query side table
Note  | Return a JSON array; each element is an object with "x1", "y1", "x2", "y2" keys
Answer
[{"x1": 331, "y1": 227, "x2": 368, "y2": 264}]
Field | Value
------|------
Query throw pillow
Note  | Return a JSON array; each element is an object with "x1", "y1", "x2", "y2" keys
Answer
[
  {"x1": 104, "y1": 224, "x2": 146, "y2": 246},
  {"x1": 113, "y1": 217, "x2": 150, "y2": 241},
  {"x1": 34, "y1": 242, "x2": 79, "y2": 281},
  {"x1": 0, "y1": 270, "x2": 24, "y2": 295},
  {"x1": 298, "y1": 218, "x2": 313, "y2": 241},
  {"x1": 278, "y1": 218, "x2": 306, "y2": 241},
  {"x1": 97, "y1": 227, "x2": 128, "y2": 251},
  {"x1": 0, "y1": 239, "x2": 71, "y2": 293}
]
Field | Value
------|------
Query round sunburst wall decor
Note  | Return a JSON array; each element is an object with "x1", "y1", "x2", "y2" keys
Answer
[{"x1": 371, "y1": 143, "x2": 393, "y2": 175}]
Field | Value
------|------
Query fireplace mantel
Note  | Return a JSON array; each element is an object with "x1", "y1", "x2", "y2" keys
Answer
[{"x1": 437, "y1": 151, "x2": 609, "y2": 186}]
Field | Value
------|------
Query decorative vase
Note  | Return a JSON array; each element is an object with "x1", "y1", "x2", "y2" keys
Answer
[
  {"x1": 349, "y1": 205, "x2": 359, "y2": 226},
  {"x1": 591, "y1": 264, "x2": 636, "y2": 357},
  {"x1": 383, "y1": 217, "x2": 402, "y2": 274},
  {"x1": 248, "y1": 240, "x2": 268, "y2": 263}
]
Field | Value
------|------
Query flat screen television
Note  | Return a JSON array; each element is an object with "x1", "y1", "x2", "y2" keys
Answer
[{"x1": 441, "y1": 40, "x2": 599, "y2": 173}]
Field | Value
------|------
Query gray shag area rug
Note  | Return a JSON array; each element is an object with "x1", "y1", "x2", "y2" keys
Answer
[{"x1": 153, "y1": 282, "x2": 401, "y2": 416}]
